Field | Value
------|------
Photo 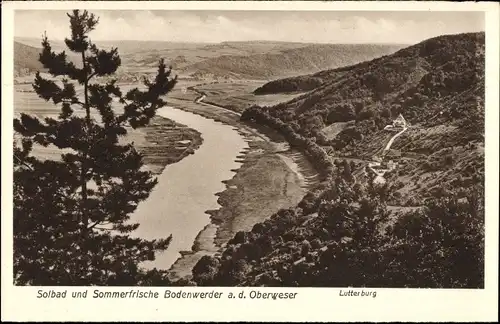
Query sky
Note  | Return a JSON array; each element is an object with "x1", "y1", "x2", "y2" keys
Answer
[{"x1": 14, "y1": 10, "x2": 485, "y2": 44}]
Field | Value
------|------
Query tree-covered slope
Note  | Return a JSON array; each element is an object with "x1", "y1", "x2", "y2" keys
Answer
[
  {"x1": 182, "y1": 43, "x2": 403, "y2": 80},
  {"x1": 258, "y1": 32, "x2": 484, "y2": 123},
  {"x1": 189, "y1": 32, "x2": 485, "y2": 288}
]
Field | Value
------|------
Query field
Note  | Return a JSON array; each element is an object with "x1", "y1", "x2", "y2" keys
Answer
[{"x1": 188, "y1": 81, "x2": 307, "y2": 113}]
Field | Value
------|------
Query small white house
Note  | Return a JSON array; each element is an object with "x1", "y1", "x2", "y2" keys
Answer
[{"x1": 392, "y1": 114, "x2": 407, "y2": 128}]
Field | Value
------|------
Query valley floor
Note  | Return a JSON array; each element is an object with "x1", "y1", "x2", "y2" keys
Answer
[{"x1": 14, "y1": 79, "x2": 318, "y2": 281}]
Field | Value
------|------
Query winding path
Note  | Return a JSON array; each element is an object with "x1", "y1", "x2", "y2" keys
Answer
[
  {"x1": 382, "y1": 126, "x2": 408, "y2": 157},
  {"x1": 368, "y1": 124, "x2": 408, "y2": 183},
  {"x1": 193, "y1": 90, "x2": 242, "y2": 117}
]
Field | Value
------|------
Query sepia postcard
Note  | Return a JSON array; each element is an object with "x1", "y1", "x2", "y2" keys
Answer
[{"x1": 2, "y1": 1, "x2": 499, "y2": 322}]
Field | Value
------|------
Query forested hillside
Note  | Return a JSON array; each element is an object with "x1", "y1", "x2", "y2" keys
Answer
[
  {"x1": 253, "y1": 67, "x2": 348, "y2": 94},
  {"x1": 191, "y1": 32, "x2": 485, "y2": 288},
  {"x1": 181, "y1": 43, "x2": 403, "y2": 79},
  {"x1": 252, "y1": 32, "x2": 484, "y2": 166}
]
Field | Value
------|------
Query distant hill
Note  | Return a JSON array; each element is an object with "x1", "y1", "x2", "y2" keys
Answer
[
  {"x1": 182, "y1": 43, "x2": 404, "y2": 80},
  {"x1": 14, "y1": 40, "x2": 82, "y2": 77},
  {"x1": 14, "y1": 38, "x2": 403, "y2": 81},
  {"x1": 14, "y1": 42, "x2": 46, "y2": 76},
  {"x1": 118, "y1": 41, "x2": 403, "y2": 79},
  {"x1": 190, "y1": 32, "x2": 485, "y2": 288},
  {"x1": 15, "y1": 37, "x2": 212, "y2": 54},
  {"x1": 13, "y1": 38, "x2": 207, "y2": 77}
]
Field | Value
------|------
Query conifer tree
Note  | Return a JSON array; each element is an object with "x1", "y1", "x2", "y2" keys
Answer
[{"x1": 14, "y1": 10, "x2": 177, "y2": 285}]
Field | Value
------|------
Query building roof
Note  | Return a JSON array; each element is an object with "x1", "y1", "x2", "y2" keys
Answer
[{"x1": 393, "y1": 114, "x2": 407, "y2": 126}]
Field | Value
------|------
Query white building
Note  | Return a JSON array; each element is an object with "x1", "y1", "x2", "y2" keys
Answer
[
  {"x1": 384, "y1": 114, "x2": 407, "y2": 132},
  {"x1": 392, "y1": 114, "x2": 407, "y2": 128}
]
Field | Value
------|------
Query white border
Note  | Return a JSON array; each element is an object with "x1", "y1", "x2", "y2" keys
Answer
[{"x1": 2, "y1": 1, "x2": 499, "y2": 322}]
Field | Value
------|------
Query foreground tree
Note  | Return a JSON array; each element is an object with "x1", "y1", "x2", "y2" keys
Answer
[{"x1": 14, "y1": 10, "x2": 177, "y2": 285}]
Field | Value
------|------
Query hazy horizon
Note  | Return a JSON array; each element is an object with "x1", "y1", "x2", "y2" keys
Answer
[
  {"x1": 14, "y1": 10, "x2": 484, "y2": 45},
  {"x1": 14, "y1": 35, "x2": 412, "y2": 46}
]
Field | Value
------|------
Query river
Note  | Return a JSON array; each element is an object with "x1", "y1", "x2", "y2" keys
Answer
[{"x1": 128, "y1": 106, "x2": 249, "y2": 270}]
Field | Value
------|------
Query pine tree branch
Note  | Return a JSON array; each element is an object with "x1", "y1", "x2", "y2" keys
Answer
[
  {"x1": 93, "y1": 227, "x2": 112, "y2": 231},
  {"x1": 13, "y1": 154, "x2": 34, "y2": 171},
  {"x1": 88, "y1": 221, "x2": 105, "y2": 230},
  {"x1": 87, "y1": 72, "x2": 97, "y2": 83},
  {"x1": 72, "y1": 100, "x2": 86, "y2": 107}
]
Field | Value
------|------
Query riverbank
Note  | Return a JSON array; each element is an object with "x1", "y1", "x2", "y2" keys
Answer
[
  {"x1": 130, "y1": 106, "x2": 251, "y2": 271},
  {"x1": 164, "y1": 93, "x2": 318, "y2": 280},
  {"x1": 129, "y1": 116, "x2": 204, "y2": 175}
]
